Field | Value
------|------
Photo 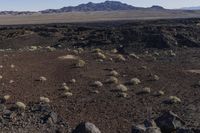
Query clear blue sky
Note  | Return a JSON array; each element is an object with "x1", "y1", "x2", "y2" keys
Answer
[{"x1": 0, "y1": 0, "x2": 200, "y2": 11}]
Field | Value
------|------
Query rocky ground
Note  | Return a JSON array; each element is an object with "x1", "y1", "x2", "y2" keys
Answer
[{"x1": 0, "y1": 18, "x2": 200, "y2": 132}]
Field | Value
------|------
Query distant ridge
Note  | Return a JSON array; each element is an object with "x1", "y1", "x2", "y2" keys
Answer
[
  {"x1": 40, "y1": 1, "x2": 138, "y2": 13},
  {"x1": 0, "y1": 1, "x2": 166, "y2": 15},
  {"x1": 181, "y1": 6, "x2": 200, "y2": 10},
  {"x1": 40, "y1": 1, "x2": 165, "y2": 14}
]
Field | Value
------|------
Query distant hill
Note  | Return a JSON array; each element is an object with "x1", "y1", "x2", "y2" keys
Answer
[
  {"x1": 40, "y1": 1, "x2": 165, "y2": 14},
  {"x1": 40, "y1": 1, "x2": 137, "y2": 13},
  {"x1": 181, "y1": 6, "x2": 200, "y2": 10},
  {"x1": 0, "y1": 1, "x2": 166, "y2": 15}
]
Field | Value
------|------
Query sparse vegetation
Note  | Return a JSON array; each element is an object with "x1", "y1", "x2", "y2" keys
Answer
[
  {"x1": 40, "y1": 96, "x2": 50, "y2": 103},
  {"x1": 139, "y1": 87, "x2": 151, "y2": 94},
  {"x1": 106, "y1": 76, "x2": 118, "y2": 84},
  {"x1": 129, "y1": 78, "x2": 141, "y2": 85},
  {"x1": 3, "y1": 95, "x2": 10, "y2": 101},
  {"x1": 118, "y1": 92, "x2": 128, "y2": 98},
  {"x1": 130, "y1": 53, "x2": 139, "y2": 59},
  {"x1": 16, "y1": 102, "x2": 26, "y2": 110},
  {"x1": 116, "y1": 54, "x2": 126, "y2": 61},
  {"x1": 63, "y1": 92, "x2": 73, "y2": 97},
  {"x1": 115, "y1": 84, "x2": 128, "y2": 92},
  {"x1": 109, "y1": 70, "x2": 119, "y2": 77},
  {"x1": 92, "y1": 81, "x2": 103, "y2": 87},
  {"x1": 39, "y1": 76, "x2": 47, "y2": 82},
  {"x1": 96, "y1": 52, "x2": 106, "y2": 59},
  {"x1": 166, "y1": 96, "x2": 181, "y2": 104},
  {"x1": 75, "y1": 59, "x2": 86, "y2": 68},
  {"x1": 70, "y1": 79, "x2": 76, "y2": 83}
]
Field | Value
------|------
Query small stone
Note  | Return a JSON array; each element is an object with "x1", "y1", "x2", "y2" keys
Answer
[
  {"x1": 72, "y1": 122, "x2": 101, "y2": 133},
  {"x1": 155, "y1": 111, "x2": 185, "y2": 132}
]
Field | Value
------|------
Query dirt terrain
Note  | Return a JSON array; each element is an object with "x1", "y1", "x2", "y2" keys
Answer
[
  {"x1": 0, "y1": 10, "x2": 200, "y2": 25},
  {"x1": 0, "y1": 18, "x2": 200, "y2": 132}
]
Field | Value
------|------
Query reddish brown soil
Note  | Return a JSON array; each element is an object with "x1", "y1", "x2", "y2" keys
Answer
[{"x1": 0, "y1": 48, "x2": 200, "y2": 132}]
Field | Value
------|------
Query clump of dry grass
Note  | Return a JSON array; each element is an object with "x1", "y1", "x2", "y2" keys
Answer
[
  {"x1": 96, "y1": 52, "x2": 106, "y2": 59},
  {"x1": 11, "y1": 64, "x2": 15, "y2": 68},
  {"x1": 40, "y1": 96, "x2": 50, "y2": 103},
  {"x1": 3, "y1": 95, "x2": 10, "y2": 102},
  {"x1": 39, "y1": 76, "x2": 47, "y2": 82},
  {"x1": 130, "y1": 53, "x2": 139, "y2": 59},
  {"x1": 63, "y1": 92, "x2": 73, "y2": 97},
  {"x1": 9, "y1": 80, "x2": 14, "y2": 84},
  {"x1": 92, "y1": 81, "x2": 103, "y2": 87},
  {"x1": 109, "y1": 70, "x2": 119, "y2": 77},
  {"x1": 106, "y1": 76, "x2": 118, "y2": 84},
  {"x1": 77, "y1": 48, "x2": 84, "y2": 53},
  {"x1": 16, "y1": 102, "x2": 26, "y2": 110},
  {"x1": 111, "y1": 49, "x2": 118, "y2": 54},
  {"x1": 116, "y1": 54, "x2": 126, "y2": 61},
  {"x1": 165, "y1": 96, "x2": 181, "y2": 104},
  {"x1": 139, "y1": 87, "x2": 151, "y2": 94},
  {"x1": 154, "y1": 90, "x2": 165, "y2": 96},
  {"x1": 169, "y1": 50, "x2": 176, "y2": 57},
  {"x1": 62, "y1": 85, "x2": 70, "y2": 91},
  {"x1": 72, "y1": 49, "x2": 79, "y2": 55},
  {"x1": 129, "y1": 78, "x2": 141, "y2": 85},
  {"x1": 115, "y1": 84, "x2": 128, "y2": 92},
  {"x1": 117, "y1": 92, "x2": 128, "y2": 98},
  {"x1": 92, "y1": 48, "x2": 102, "y2": 53},
  {"x1": 75, "y1": 59, "x2": 86, "y2": 68},
  {"x1": 70, "y1": 79, "x2": 76, "y2": 83}
]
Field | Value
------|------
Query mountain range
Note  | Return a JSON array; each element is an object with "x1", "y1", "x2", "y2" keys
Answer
[
  {"x1": 0, "y1": 1, "x2": 166, "y2": 15},
  {"x1": 0, "y1": 1, "x2": 199, "y2": 16},
  {"x1": 181, "y1": 6, "x2": 200, "y2": 10}
]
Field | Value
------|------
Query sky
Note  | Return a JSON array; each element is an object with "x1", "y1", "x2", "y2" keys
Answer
[{"x1": 0, "y1": 0, "x2": 200, "y2": 11}]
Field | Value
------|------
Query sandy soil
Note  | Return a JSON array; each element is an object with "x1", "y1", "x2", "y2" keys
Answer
[
  {"x1": 0, "y1": 10, "x2": 200, "y2": 25},
  {"x1": 0, "y1": 48, "x2": 200, "y2": 132}
]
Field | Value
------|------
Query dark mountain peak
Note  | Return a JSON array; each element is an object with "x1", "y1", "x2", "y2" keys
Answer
[
  {"x1": 150, "y1": 5, "x2": 165, "y2": 10},
  {"x1": 41, "y1": 1, "x2": 137, "y2": 13}
]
